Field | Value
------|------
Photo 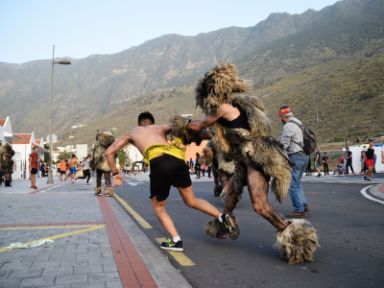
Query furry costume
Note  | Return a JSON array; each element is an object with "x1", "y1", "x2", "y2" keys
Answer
[
  {"x1": 91, "y1": 131, "x2": 115, "y2": 197},
  {"x1": 169, "y1": 115, "x2": 204, "y2": 146},
  {"x1": 204, "y1": 138, "x2": 245, "y2": 201},
  {"x1": 195, "y1": 64, "x2": 291, "y2": 202},
  {"x1": 276, "y1": 219, "x2": 319, "y2": 264},
  {"x1": 195, "y1": 63, "x2": 318, "y2": 263},
  {"x1": 0, "y1": 143, "x2": 15, "y2": 186}
]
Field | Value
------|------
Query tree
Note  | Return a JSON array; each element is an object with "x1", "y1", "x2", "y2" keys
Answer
[{"x1": 118, "y1": 151, "x2": 126, "y2": 168}]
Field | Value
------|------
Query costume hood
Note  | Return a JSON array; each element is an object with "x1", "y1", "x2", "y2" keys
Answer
[{"x1": 195, "y1": 63, "x2": 250, "y2": 114}]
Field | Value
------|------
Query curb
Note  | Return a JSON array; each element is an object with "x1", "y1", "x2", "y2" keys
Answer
[
  {"x1": 111, "y1": 191, "x2": 193, "y2": 288},
  {"x1": 361, "y1": 184, "x2": 384, "y2": 205}
]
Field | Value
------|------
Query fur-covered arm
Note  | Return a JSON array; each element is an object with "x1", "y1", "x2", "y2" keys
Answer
[{"x1": 169, "y1": 115, "x2": 210, "y2": 145}]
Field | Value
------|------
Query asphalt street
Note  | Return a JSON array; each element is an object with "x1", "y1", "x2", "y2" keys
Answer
[{"x1": 115, "y1": 173, "x2": 384, "y2": 288}]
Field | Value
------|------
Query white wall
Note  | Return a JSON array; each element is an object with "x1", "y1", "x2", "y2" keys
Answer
[
  {"x1": 348, "y1": 144, "x2": 384, "y2": 173},
  {"x1": 125, "y1": 144, "x2": 143, "y2": 163},
  {"x1": 12, "y1": 144, "x2": 31, "y2": 179},
  {"x1": 75, "y1": 144, "x2": 88, "y2": 160},
  {"x1": 0, "y1": 116, "x2": 13, "y2": 143}
]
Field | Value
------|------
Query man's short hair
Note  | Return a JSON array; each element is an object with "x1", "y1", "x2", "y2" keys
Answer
[{"x1": 138, "y1": 111, "x2": 155, "y2": 124}]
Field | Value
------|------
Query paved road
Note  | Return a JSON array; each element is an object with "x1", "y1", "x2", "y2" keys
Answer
[
  {"x1": 0, "y1": 178, "x2": 192, "y2": 288},
  {"x1": 116, "y1": 173, "x2": 384, "y2": 288}
]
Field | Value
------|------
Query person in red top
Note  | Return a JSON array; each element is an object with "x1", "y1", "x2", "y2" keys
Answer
[
  {"x1": 29, "y1": 146, "x2": 40, "y2": 189},
  {"x1": 364, "y1": 139, "x2": 375, "y2": 181}
]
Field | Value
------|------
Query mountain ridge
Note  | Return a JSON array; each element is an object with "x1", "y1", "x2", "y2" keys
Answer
[{"x1": 1, "y1": 0, "x2": 383, "y2": 144}]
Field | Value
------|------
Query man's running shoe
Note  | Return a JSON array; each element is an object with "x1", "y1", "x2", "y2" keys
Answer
[
  {"x1": 160, "y1": 239, "x2": 183, "y2": 251},
  {"x1": 221, "y1": 213, "x2": 240, "y2": 240}
]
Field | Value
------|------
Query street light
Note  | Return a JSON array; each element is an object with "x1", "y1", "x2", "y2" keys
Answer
[{"x1": 47, "y1": 45, "x2": 71, "y2": 184}]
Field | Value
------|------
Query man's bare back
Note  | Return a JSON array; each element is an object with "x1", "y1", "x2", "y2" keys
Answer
[{"x1": 128, "y1": 124, "x2": 171, "y2": 153}]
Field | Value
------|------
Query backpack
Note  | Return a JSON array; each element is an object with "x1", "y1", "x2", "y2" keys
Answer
[{"x1": 288, "y1": 120, "x2": 317, "y2": 155}]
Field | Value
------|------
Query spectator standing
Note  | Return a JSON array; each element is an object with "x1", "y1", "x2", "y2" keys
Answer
[
  {"x1": 194, "y1": 152, "x2": 201, "y2": 179},
  {"x1": 189, "y1": 157, "x2": 194, "y2": 174},
  {"x1": 364, "y1": 139, "x2": 375, "y2": 181},
  {"x1": 69, "y1": 154, "x2": 78, "y2": 183},
  {"x1": 345, "y1": 148, "x2": 355, "y2": 175},
  {"x1": 278, "y1": 105, "x2": 309, "y2": 218},
  {"x1": 59, "y1": 158, "x2": 68, "y2": 181},
  {"x1": 360, "y1": 150, "x2": 367, "y2": 175},
  {"x1": 82, "y1": 154, "x2": 91, "y2": 184},
  {"x1": 40, "y1": 162, "x2": 47, "y2": 177},
  {"x1": 381, "y1": 146, "x2": 384, "y2": 165},
  {"x1": 322, "y1": 152, "x2": 330, "y2": 175},
  {"x1": 305, "y1": 157, "x2": 312, "y2": 176},
  {"x1": 314, "y1": 148, "x2": 322, "y2": 177},
  {"x1": 29, "y1": 146, "x2": 40, "y2": 189}
]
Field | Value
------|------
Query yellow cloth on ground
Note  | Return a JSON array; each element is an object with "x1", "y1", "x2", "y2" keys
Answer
[{"x1": 143, "y1": 138, "x2": 186, "y2": 164}]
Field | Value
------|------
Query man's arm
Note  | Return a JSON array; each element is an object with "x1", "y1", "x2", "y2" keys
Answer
[
  {"x1": 105, "y1": 132, "x2": 131, "y2": 186},
  {"x1": 28, "y1": 155, "x2": 32, "y2": 171},
  {"x1": 279, "y1": 124, "x2": 293, "y2": 150},
  {"x1": 161, "y1": 124, "x2": 172, "y2": 134},
  {"x1": 187, "y1": 113, "x2": 222, "y2": 131}
]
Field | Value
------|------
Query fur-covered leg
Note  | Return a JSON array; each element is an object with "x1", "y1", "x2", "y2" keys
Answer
[
  {"x1": 276, "y1": 219, "x2": 319, "y2": 264},
  {"x1": 94, "y1": 187, "x2": 102, "y2": 196},
  {"x1": 105, "y1": 187, "x2": 115, "y2": 197},
  {"x1": 222, "y1": 213, "x2": 240, "y2": 240},
  {"x1": 204, "y1": 218, "x2": 228, "y2": 239}
]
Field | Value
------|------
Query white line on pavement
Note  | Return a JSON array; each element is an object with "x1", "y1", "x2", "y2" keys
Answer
[{"x1": 360, "y1": 185, "x2": 384, "y2": 205}]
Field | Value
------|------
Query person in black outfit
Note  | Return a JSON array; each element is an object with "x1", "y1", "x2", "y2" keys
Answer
[
  {"x1": 194, "y1": 152, "x2": 201, "y2": 179},
  {"x1": 322, "y1": 152, "x2": 330, "y2": 175},
  {"x1": 364, "y1": 140, "x2": 375, "y2": 181},
  {"x1": 345, "y1": 148, "x2": 354, "y2": 175},
  {"x1": 305, "y1": 156, "x2": 312, "y2": 176}
]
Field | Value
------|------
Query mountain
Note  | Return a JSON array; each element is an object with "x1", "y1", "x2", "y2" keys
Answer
[{"x1": 0, "y1": 0, "x2": 383, "y2": 145}]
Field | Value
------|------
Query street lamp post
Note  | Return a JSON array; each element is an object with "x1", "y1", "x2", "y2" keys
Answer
[{"x1": 47, "y1": 45, "x2": 71, "y2": 184}]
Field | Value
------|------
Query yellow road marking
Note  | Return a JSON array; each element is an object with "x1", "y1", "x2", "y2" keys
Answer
[
  {"x1": 0, "y1": 224, "x2": 105, "y2": 253},
  {"x1": 156, "y1": 237, "x2": 195, "y2": 267},
  {"x1": 114, "y1": 194, "x2": 152, "y2": 229}
]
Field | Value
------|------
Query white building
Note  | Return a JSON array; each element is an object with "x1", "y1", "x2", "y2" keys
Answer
[
  {"x1": 124, "y1": 144, "x2": 143, "y2": 163},
  {"x1": 76, "y1": 144, "x2": 88, "y2": 160},
  {"x1": 11, "y1": 132, "x2": 45, "y2": 179},
  {"x1": 0, "y1": 116, "x2": 13, "y2": 144}
]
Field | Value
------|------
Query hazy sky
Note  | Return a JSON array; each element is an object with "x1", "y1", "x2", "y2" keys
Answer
[{"x1": 1, "y1": 0, "x2": 339, "y2": 64}]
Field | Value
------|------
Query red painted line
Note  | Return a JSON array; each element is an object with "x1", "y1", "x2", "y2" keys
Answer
[
  {"x1": 0, "y1": 222, "x2": 103, "y2": 228},
  {"x1": 98, "y1": 197, "x2": 158, "y2": 288}
]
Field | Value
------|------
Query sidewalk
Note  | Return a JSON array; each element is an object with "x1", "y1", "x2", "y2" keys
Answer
[{"x1": 0, "y1": 177, "x2": 192, "y2": 288}]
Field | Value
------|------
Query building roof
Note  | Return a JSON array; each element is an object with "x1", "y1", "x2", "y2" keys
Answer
[
  {"x1": 12, "y1": 133, "x2": 32, "y2": 145},
  {"x1": 0, "y1": 119, "x2": 5, "y2": 127}
]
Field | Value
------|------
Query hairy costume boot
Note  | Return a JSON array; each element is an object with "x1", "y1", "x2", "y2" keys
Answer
[
  {"x1": 94, "y1": 187, "x2": 102, "y2": 196},
  {"x1": 105, "y1": 187, "x2": 114, "y2": 197},
  {"x1": 275, "y1": 219, "x2": 319, "y2": 264},
  {"x1": 221, "y1": 213, "x2": 240, "y2": 240},
  {"x1": 204, "y1": 218, "x2": 228, "y2": 239},
  {"x1": 205, "y1": 213, "x2": 240, "y2": 240}
]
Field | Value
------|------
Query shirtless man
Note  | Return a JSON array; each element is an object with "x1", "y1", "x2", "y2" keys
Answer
[{"x1": 105, "y1": 111, "x2": 237, "y2": 251}]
